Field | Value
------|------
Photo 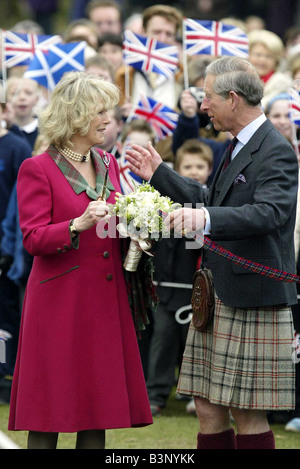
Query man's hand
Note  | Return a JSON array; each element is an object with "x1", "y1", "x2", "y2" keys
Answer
[
  {"x1": 125, "y1": 142, "x2": 163, "y2": 181},
  {"x1": 164, "y1": 208, "x2": 206, "y2": 236}
]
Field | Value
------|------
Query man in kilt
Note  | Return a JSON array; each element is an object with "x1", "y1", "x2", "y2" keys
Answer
[{"x1": 126, "y1": 56, "x2": 298, "y2": 449}]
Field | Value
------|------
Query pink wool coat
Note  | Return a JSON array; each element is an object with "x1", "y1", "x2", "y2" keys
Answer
[{"x1": 8, "y1": 146, "x2": 152, "y2": 433}]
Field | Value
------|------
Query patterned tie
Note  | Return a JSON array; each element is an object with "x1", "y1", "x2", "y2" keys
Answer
[{"x1": 222, "y1": 137, "x2": 238, "y2": 171}]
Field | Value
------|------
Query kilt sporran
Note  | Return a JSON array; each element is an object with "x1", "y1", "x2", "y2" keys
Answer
[{"x1": 191, "y1": 268, "x2": 215, "y2": 331}]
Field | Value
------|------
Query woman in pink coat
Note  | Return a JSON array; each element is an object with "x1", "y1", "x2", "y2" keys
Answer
[{"x1": 8, "y1": 72, "x2": 152, "y2": 449}]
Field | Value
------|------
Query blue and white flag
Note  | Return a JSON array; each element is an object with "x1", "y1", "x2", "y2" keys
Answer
[
  {"x1": 123, "y1": 29, "x2": 179, "y2": 79},
  {"x1": 183, "y1": 19, "x2": 249, "y2": 58},
  {"x1": 3, "y1": 30, "x2": 62, "y2": 68},
  {"x1": 24, "y1": 42, "x2": 86, "y2": 91}
]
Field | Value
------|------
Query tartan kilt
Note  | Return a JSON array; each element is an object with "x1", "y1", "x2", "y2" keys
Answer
[{"x1": 177, "y1": 295, "x2": 296, "y2": 410}]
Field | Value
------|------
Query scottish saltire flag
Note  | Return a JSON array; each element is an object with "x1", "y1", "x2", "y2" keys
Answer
[
  {"x1": 24, "y1": 42, "x2": 85, "y2": 91},
  {"x1": 288, "y1": 88, "x2": 300, "y2": 126},
  {"x1": 3, "y1": 30, "x2": 62, "y2": 68},
  {"x1": 129, "y1": 95, "x2": 179, "y2": 140},
  {"x1": 118, "y1": 141, "x2": 143, "y2": 194},
  {"x1": 123, "y1": 29, "x2": 179, "y2": 79},
  {"x1": 183, "y1": 19, "x2": 249, "y2": 57}
]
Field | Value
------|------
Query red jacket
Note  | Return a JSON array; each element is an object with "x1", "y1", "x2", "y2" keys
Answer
[{"x1": 9, "y1": 146, "x2": 152, "y2": 432}]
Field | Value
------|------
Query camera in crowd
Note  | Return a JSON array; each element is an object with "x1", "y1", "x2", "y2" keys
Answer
[{"x1": 189, "y1": 87, "x2": 205, "y2": 105}]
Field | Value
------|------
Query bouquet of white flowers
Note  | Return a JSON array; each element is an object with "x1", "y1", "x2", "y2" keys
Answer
[{"x1": 113, "y1": 183, "x2": 181, "y2": 271}]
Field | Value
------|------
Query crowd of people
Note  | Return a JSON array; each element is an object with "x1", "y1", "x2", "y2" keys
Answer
[{"x1": 0, "y1": 0, "x2": 300, "y2": 449}]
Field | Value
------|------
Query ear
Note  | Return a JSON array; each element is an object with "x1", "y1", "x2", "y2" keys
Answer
[{"x1": 229, "y1": 91, "x2": 239, "y2": 110}]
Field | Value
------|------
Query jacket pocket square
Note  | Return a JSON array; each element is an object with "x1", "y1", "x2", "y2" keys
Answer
[{"x1": 234, "y1": 174, "x2": 247, "y2": 186}]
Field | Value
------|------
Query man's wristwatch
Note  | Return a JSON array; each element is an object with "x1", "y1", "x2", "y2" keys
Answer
[{"x1": 69, "y1": 219, "x2": 79, "y2": 236}]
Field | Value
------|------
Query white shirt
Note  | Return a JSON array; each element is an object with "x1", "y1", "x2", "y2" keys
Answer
[
  {"x1": 203, "y1": 113, "x2": 267, "y2": 234},
  {"x1": 20, "y1": 117, "x2": 39, "y2": 133}
]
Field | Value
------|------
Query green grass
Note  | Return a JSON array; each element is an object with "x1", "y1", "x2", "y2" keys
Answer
[{"x1": 1, "y1": 394, "x2": 300, "y2": 449}]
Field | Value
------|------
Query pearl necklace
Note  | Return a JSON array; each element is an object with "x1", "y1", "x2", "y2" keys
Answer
[{"x1": 59, "y1": 146, "x2": 91, "y2": 163}]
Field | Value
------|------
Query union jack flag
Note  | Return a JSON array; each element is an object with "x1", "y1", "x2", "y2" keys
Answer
[
  {"x1": 118, "y1": 141, "x2": 143, "y2": 195},
  {"x1": 123, "y1": 29, "x2": 179, "y2": 79},
  {"x1": 129, "y1": 95, "x2": 179, "y2": 140},
  {"x1": 183, "y1": 19, "x2": 249, "y2": 58},
  {"x1": 3, "y1": 30, "x2": 62, "y2": 68},
  {"x1": 288, "y1": 88, "x2": 300, "y2": 126}
]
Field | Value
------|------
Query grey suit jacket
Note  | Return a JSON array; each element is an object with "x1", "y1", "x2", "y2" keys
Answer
[{"x1": 151, "y1": 119, "x2": 299, "y2": 307}]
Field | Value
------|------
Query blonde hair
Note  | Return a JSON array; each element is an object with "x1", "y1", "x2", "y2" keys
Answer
[
  {"x1": 32, "y1": 134, "x2": 49, "y2": 156},
  {"x1": 248, "y1": 29, "x2": 284, "y2": 64},
  {"x1": 39, "y1": 71, "x2": 119, "y2": 148}
]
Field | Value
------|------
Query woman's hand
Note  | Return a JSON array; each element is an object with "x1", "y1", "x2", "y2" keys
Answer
[{"x1": 73, "y1": 200, "x2": 110, "y2": 233}]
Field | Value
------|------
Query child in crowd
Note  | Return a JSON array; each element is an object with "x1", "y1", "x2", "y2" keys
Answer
[
  {"x1": 0, "y1": 100, "x2": 32, "y2": 403},
  {"x1": 85, "y1": 54, "x2": 115, "y2": 82},
  {"x1": 117, "y1": 118, "x2": 157, "y2": 156},
  {"x1": 98, "y1": 33, "x2": 124, "y2": 75},
  {"x1": 100, "y1": 106, "x2": 124, "y2": 154},
  {"x1": 115, "y1": 119, "x2": 157, "y2": 195},
  {"x1": 5, "y1": 76, "x2": 41, "y2": 149},
  {"x1": 174, "y1": 139, "x2": 213, "y2": 187}
]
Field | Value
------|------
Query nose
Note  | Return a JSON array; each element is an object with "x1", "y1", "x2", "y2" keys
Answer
[
  {"x1": 281, "y1": 115, "x2": 290, "y2": 124},
  {"x1": 103, "y1": 111, "x2": 111, "y2": 124},
  {"x1": 155, "y1": 33, "x2": 169, "y2": 44},
  {"x1": 200, "y1": 96, "x2": 209, "y2": 112}
]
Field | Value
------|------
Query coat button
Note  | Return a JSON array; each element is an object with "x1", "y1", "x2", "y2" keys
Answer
[
  {"x1": 103, "y1": 251, "x2": 109, "y2": 258},
  {"x1": 106, "y1": 273, "x2": 113, "y2": 280}
]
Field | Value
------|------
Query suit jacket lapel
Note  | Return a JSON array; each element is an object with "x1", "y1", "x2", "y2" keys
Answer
[
  {"x1": 213, "y1": 149, "x2": 253, "y2": 205},
  {"x1": 209, "y1": 119, "x2": 273, "y2": 206}
]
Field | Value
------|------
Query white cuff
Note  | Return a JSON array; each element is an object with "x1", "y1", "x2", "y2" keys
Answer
[{"x1": 202, "y1": 207, "x2": 211, "y2": 234}]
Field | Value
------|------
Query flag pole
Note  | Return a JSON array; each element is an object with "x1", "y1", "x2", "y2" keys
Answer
[
  {"x1": 124, "y1": 30, "x2": 130, "y2": 100},
  {"x1": 182, "y1": 20, "x2": 189, "y2": 90},
  {"x1": 124, "y1": 63, "x2": 130, "y2": 100},
  {"x1": 183, "y1": 49, "x2": 189, "y2": 90},
  {"x1": 110, "y1": 102, "x2": 136, "y2": 156},
  {"x1": 1, "y1": 30, "x2": 7, "y2": 105}
]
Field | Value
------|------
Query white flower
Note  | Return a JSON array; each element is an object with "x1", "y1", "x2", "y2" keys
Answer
[{"x1": 113, "y1": 182, "x2": 181, "y2": 240}]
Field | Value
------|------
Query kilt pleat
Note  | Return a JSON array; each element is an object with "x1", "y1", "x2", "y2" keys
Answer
[{"x1": 177, "y1": 295, "x2": 295, "y2": 410}]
